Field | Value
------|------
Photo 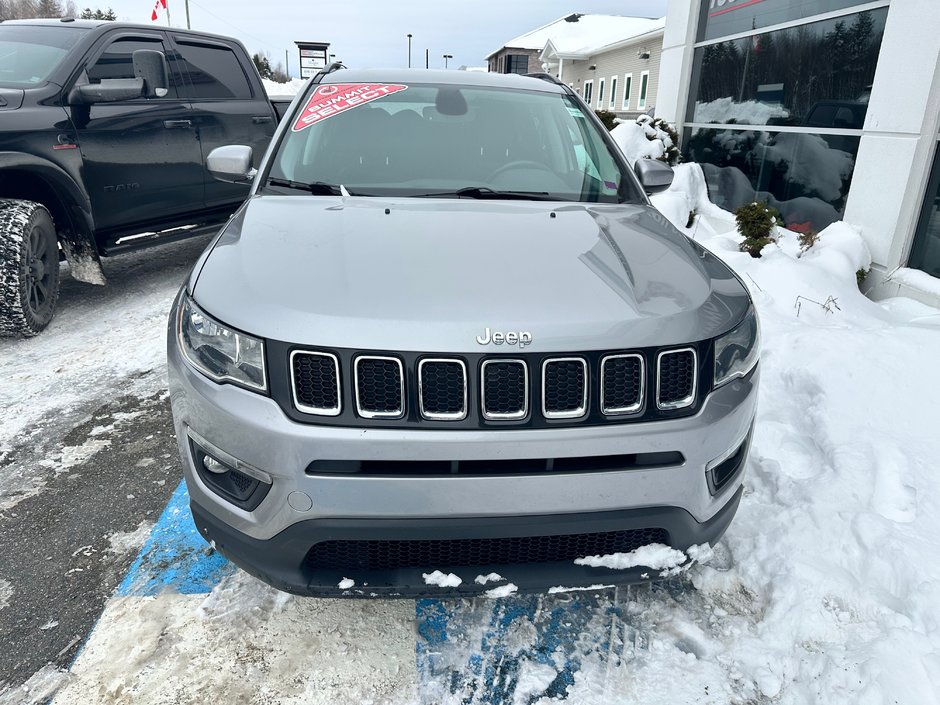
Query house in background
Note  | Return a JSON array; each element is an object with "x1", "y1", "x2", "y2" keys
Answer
[
  {"x1": 486, "y1": 13, "x2": 664, "y2": 118},
  {"x1": 540, "y1": 17, "x2": 664, "y2": 119}
]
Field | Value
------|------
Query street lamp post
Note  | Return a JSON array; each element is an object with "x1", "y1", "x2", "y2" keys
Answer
[
  {"x1": 443, "y1": 54, "x2": 453, "y2": 69},
  {"x1": 407, "y1": 34, "x2": 412, "y2": 68}
]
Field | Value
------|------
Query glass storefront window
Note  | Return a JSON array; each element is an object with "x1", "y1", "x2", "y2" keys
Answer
[
  {"x1": 688, "y1": 8, "x2": 887, "y2": 126},
  {"x1": 909, "y1": 144, "x2": 940, "y2": 278},
  {"x1": 699, "y1": 0, "x2": 884, "y2": 42},
  {"x1": 683, "y1": 127, "x2": 860, "y2": 232}
]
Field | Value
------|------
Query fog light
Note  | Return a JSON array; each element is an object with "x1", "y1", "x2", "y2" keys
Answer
[
  {"x1": 202, "y1": 455, "x2": 229, "y2": 474},
  {"x1": 187, "y1": 428, "x2": 273, "y2": 511}
]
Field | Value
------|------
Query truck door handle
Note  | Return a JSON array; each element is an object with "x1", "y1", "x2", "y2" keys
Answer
[
  {"x1": 252, "y1": 115, "x2": 273, "y2": 124},
  {"x1": 163, "y1": 119, "x2": 192, "y2": 129}
]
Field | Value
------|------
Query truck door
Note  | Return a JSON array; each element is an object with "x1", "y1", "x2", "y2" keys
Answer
[
  {"x1": 170, "y1": 36, "x2": 276, "y2": 209},
  {"x1": 69, "y1": 31, "x2": 204, "y2": 234}
]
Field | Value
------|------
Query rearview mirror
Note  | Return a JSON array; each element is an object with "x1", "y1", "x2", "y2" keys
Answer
[
  {"x1": 634, "y1": 158, "x2": 674, "y2": 195},
  {"x1": 207, "y1": 145, "x2": 256, "y2": 183},
  {"x1": 133, "y1": 49, "x2": 169, "y2": 98}
]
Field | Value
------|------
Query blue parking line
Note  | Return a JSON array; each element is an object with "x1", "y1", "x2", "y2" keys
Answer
[
  {"x1": 117, "y1": 480, "x2": 234, "y2": 596},
  {"x1": 416, "y1": 592, "x2": 604, "y2": 703}
]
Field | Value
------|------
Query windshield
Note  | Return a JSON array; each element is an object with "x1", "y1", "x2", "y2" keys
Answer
[
  {"x1": 268, "y1": 82, "x2": 641, "y2": 203},
  {"x1": 0, "y1": 25, "x2": 87, "y2": 88}
]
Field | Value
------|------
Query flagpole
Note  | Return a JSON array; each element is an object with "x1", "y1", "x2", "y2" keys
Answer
[
  {"x1": 166, "y1": 0, "x2": 171, "y2": 27},
  {"x1": 185, "y1": 0, "x2": 191, "y2": 29}
]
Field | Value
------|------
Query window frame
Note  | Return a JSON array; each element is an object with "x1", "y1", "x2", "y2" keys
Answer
[
  {"x1": 622, "y1": 72, "x2": 633, "y2": 110},
  {"x1": 583, "y1": 78, "x2": 593, "y2": 106},
  {"x1": 172, "y1": 37, "x2": 255, "y2": 102},
  {"x1": 638, "y1": 70, "x2": 649, "y2": 110},
  {"x1": 597, "y1": 77, "x2": 605, "y2": 109},
  {"x1": 609, "y1": 76, "x2": 617, "y2": 110}
]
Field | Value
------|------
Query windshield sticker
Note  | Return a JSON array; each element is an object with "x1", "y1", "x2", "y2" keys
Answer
[
  {"x1": 291, "y1": 83, "x2": 408, "y2": 131},
  {"x1": 566, "y1": 106, "x2": 586, "y2": 119}
]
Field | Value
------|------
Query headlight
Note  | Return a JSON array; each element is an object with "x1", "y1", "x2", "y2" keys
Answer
[
  {"x1": 714, "y1": 307, "x2": 760, "y2": 388},
  {"x1": 177, "y1": 295, "x2": 267, "y2": 392}
]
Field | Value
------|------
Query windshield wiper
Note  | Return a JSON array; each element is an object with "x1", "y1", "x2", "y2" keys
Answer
[
  {"x1": 413, "y1": 186, "x2": 556, "y2": 201},
  {"x1": 267, "y1": 177, "x2": 348, "y2": 196}
]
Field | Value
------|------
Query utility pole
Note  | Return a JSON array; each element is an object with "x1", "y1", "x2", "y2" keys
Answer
[
  {"x1": 407, "y1": 33, "x2": 412, "y2": 68},
  {"x1": 285, "y1": 49, "x2": 289, "y2": 77},
  {"x1": 425, "y1": 48, "x2": 428, "y2": 69},
  {"x1": 443, "y1": 54, "x2": 453, "y2": 68},
  {"x1": 184, "y1": 0, "x2": 190, "y2": 28}
]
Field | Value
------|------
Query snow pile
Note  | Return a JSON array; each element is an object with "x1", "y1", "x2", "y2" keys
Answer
[
  {"x1": 574, "y1": 544, "x2": 686, "y2": 571},
  {"x1": 474, "y1": 573, "x2": 503, "y2": 585},
  {"x1": 337, "y1": 578, "x2": 355, "y2": 589},
  {"x1": 261, "y1": 77, "x2": 306, "y2": 98},
  {"x1": 484, "y1": 583, "x2": 519, "y2": 598},
  {"x1": 611, "y1": 119, "x2": 666, "y2": 163},
  {"x1": 546, "y1": 167, "x2": 940, "y2": 703},
  {"x1": 693, "y1": 97, "x2": 790, "y2": 125},
  {"x1": 423, "y1": 571, "x2": 462, "y2": 588}
]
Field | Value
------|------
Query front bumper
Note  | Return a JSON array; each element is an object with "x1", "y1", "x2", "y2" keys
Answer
[
  {"x1": 168, "y1": 322, "x2": 758, "y2": 595},
  {"x1": 191, "y1": 486, "x2": 743, "y2": 597}
]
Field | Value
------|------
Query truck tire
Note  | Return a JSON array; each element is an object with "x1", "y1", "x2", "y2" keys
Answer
[{"x1": 0, "y1": 199, "x2": 60, "y2": 337}]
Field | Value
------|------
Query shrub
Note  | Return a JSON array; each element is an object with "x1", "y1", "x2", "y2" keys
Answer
[
  {"x1": 635, "y1": 115, "x2": 682, "y2": 165},
  {"x1": 686, "y1": 209, "x2": 697, "y2": 228},
  {"x1": 797, "y1": 229, "x2": 820, "y2": 254},
  {"x1": 735, "y1": 201, "x2": 780, "y2": 258},
  {"x1": 595, "y1": 110, "x2": 618, "y2": 131},
  {"x1": 856, "y1": 268, "x2": 869, "y2": 288}
]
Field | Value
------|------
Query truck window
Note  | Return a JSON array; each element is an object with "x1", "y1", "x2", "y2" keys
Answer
[
  {"x1": 175, "y1": 42, "x2": 252, "y2": 100},
  {"x1": 86, "y1": 37, "x2": 179, "y2": 99}
]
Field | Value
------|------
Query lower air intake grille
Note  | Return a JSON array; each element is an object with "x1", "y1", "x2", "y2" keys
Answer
[
  {"x1": 291, "y1": 351, "x2": 340, "y2": 415},
  {"x1": 305, "y1": 527, "x2": 670, "y2": 571},
  {"x1": 355, "y1": 356, "x2": 404, "y2": 418},
  {"x1": 481, "y1": 360, "x2": 527, "y2": 420},
  {"x1": 657, "y1": 349, "x2": 697, "y2": 410}
]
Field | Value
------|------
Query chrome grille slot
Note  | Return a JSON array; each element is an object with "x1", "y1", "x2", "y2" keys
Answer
[
  {"x1": 481, "y1": 359, "x2": 528, "y2": 420},
  {"x1": 418, "y1": 359, "x2": 467, "y2": 420},
  {"x1": 542, "y1": 358, "x2": 588, "y2": 419},
  {"x1": 355, "y1": 356, "x2": 405, "y2": 418},
  {"x1": 290, "y1": 351, "x2": 341, "y2": 416},
  {"x1": 656, "y1": 348, "x2": 697, "y2": 410},
  {"x1": 601, "y1": 354, "x2": 644, "y2": 415}
]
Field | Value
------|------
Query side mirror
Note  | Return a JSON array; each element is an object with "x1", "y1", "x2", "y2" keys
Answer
[
  {"x1": 133, "y1": 49, "x2": 169, "y2": 98},
  {"x1": 634, "y1": 158, "x2": 673, "y2": 195},
  {"x1": 73, "y1": 78, "x2": 145, "y2": 104},
  {"x1": 207, "y1": 145, "x2": 256, "y2": 183}
]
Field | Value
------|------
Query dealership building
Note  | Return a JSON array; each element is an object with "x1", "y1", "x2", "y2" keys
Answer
[{"x1": 655, "y1": 0, "x2": 940, "y2": 304}]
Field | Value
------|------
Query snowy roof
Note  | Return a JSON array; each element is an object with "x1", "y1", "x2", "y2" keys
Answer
[{"x1": 487, "y1": 13, "x2": 664, "y2": 60}]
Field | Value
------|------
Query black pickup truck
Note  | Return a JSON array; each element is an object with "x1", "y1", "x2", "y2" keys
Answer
[{"x1": 0, "y1": 19, "x2": 282, "y2": 335}]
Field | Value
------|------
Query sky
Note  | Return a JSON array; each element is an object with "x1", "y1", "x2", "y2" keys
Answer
[{"x1": 91, "y1": 0, "x2": 668, "y2": 74}]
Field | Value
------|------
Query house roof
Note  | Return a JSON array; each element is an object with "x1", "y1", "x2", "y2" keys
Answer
[{"x1": 486, "y1": 13, "x2": 664, "y2": 60}]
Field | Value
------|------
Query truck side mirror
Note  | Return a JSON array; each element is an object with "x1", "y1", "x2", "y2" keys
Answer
[
  {"x1": 633, "y1": 158, "x2": 674, "y2": 195},
  {"x1": 72, "y1": 79, "x2": 145, "y2": 104},
  {"x1": 207, "y1": 145, "x2": 256, "y2": 183},
  {"x1": 133, "y1": 49, "x2": 170, "y2": 98}
]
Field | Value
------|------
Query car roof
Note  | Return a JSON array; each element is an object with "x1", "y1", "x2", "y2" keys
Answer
[
  {"x1": 320, "y1": 68, "x2": 567, "y2": 94},
  {"x1": 0, "y1": 18, "x2": 243, "y2": 43}
]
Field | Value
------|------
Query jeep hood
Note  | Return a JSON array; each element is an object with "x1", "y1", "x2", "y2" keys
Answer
[{"x1": 192, "y1": 196, "x2": 750, "y2": 353}]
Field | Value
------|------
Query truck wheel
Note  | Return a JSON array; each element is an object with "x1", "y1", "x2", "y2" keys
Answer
[{"x1": 0, "y1": 200, "x2": 60, "y2": 337}]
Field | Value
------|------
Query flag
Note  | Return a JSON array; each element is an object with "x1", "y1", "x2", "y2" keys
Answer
[{"x1": 151, "y1": 0, "x2": 167, "y2": 22}]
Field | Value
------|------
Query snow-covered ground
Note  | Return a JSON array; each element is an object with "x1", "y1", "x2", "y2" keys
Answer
[{"x1": 3, "y1": 155, "x2": 940, "y2": 703}]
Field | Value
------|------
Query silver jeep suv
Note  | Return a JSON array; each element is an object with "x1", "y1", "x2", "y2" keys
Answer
[{"x1": 167, "y1": 68, "x2": 759, "y2": 597}]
